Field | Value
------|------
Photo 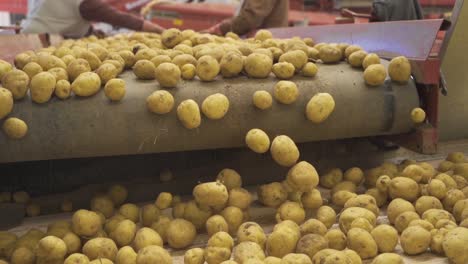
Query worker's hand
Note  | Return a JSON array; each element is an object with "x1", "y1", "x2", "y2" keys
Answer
[
  {"x1": 142, "y1": 20, "x2": 166, "y2": 34},
  {"x1": 201, "y1": 23, "x2": 222, "y2": 35}
]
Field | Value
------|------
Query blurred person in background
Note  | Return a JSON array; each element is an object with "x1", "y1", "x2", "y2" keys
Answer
[
  {"x1": 203, "y1": 0, "x2": 289, "y2": 36},
  {"x1": 21, "y1": 0, "x2": 165, "y2": 38},
  {"x1": 370, "y1": 0, "x2": 423, "y2": 21}
]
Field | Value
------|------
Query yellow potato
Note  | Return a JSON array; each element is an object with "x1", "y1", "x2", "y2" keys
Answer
[
  {"x1": 62, "y1": 232, "x2": 81, "y2": 254},
  {"x1": 245, "y1": 128, "x2": 270, "y2": 154},
  {"x1": 273, "y1": 80, "x2": 298, "y2": 105},
  {"x1": 184, "y1": 248, "x2": 205, "y2": 264},
  {"x1": 64, "y1": 253, "x2": 90, "y2": 264},
  {"x1": 286, "y1": 161, "x2": 319, "y2": 192},
  {"x1": 67, "y1": 58, "x2": 91, "y2": 81},
  {"x1": 325, "y1": 229, "x2": 347, "y2": 250},
  {"x1": 150, "y1": 216, "x2": 171, "y2": 243},
  {"x1": 54, "y1": 80, "x2": 71, "y2": 100},
  {"x1": 193, "y1": 182, "x2": 228, "y2": 207},
  {"x1": 276, "y1": 201, "x2": 305, "y2": 224},
  {"x1": 96, "y1": 63, "x2": 117, "y2": 84},
  {"x1": 234, "y1": 241, "x2": 266, "y2": 263},
  {"x1": 109, "y1": 219, "x2": 136, "y2": 247},
  {"x1": 11, "y1": 246, "x2": 35, "y2": 264},
  {"x1": 71, "y1": 72, "x2": 101, "y2": 97},
  {"x1": 118, "y1": 50, "x2": 136, "y2": 68},
  {"x1": 61, "y1": 55, "x2": 76, "y2": 66},
  {"x1": 2, "y1": 69, "x2": 30, "y2": 99},
  {"x1": 184, "y1": 200, "x2": 213, "y2": 230},
  {"x1": 388, "y1": 177, "x2": 420, "y2": 202},
  {"x1": 216, "y1": 168, "x2": 242, "y2": 190},
  {"x1": 344, "y1": 194, "x2": 380, "y2": 216},
  {"x1": 151, "y1": 55, "x2": 172, "y2": 68},
  {"x1": 146, "y1": 90, "x2": 174, "y2": 115},
  {"x1": 301, "y1": 188, "x2": 323, "y2": 210},
  {"x1": 0, "y1": 59, "x2": 12, "y2": 80},
  {"x1": 0, "y1": 88, "x2": 13, "y2": 119},
  {"x1": 245, "y1": 53, "x2": 273, "y2": 78},
  {"x1": 207, "y1": 231, "x2": 234, "y2": 250},
  {"x1": 347, "y1": 228, "x2": 378, "y2": 259},
  {"x1": 319, "y1": 45, "x2": 342, "y2": 64},
  {"x1": 155, "y1": 62, "x2": 181, "y2": 88},
  {"x1": 281, "y1": 253, "x2": 312, "y2": 264},
  {"x1": 272, "y1": 62, "x2": 295, "y2": 79},
  {"x1": 252, "y1": 90, "x2": 273, "y2": 110},
  {"x1": 348, "y1": 50, "x2": 368, "y2": 68},
  {"x1": 279, "y1": 50, "x2": 308, "y2": 72},
  {"x1": 339, "y1": 207, "x2": 376, "y2": 233},
  {"x1": 181, "y1": 64, "x2": 196, "y2": 80},
  {"x1": 411, "y1": 108, "x2": 426, "y2": 123},
  {"x1": 35, "y1": 236, "x2": 67, "y2": 263},
  {"x1": 295, "y1": 233, "x2": 328, "y2": 260},
  {"x1": 107, "y1": 184, "x2": 127, "y2": 206},
  {"x1": 344, "y1": 45, "x2": 362, "y2": 59},
  {"x1": 394, "y1": 211, "x2": 420, "y2": 233},
  {"x1": 370, "y1": 253, "x2": 403, "y2": 264},
  {"x1": 162, "y1": 28, "x2": 183, "y2": 48},
  {"x1": 177, "y1": 99, "x2": 201, "y2": 129},
  {"x1": 206, "y1": 215, "x2": 229, "y2": 237},
  {"x1": 204, "y1": 246, "x2": 231, "y2": 264},
  {"x1": 91, "y1": 195, "x2": 114, "y2": 218},
  {"x1": 257, "y1": 182, "x2": 287, "y2": 207},
  {"x1": 133, "y1": 227, "x2": 163, "y2": 252},
  {"x1": 135, "y1": 48, "x2": 159, "y2": 61},
  {"x1": 196, "y1": 55, "x2": 220, "y2": 81},
  {"x1": 221, "y1": 206, "x2": 244, "y2": 235},
  {"x1": 302, "y1": 62, "x2": 318, "y2": 77},
  {"x1": 23, "y1": 62, "x2": 43, "y2": 79},
  {"x1": 442, "y1": 227, "x2": 468, "y2": 264},
  {"x1": 220, "y1": 52, "x2": 243, "y2": 78},
  {"x1": 270, "y1": 135, "x2": 300, "y2": 167},
  {"x1": 104, "y1": 78, "x2": 126, "y2": 102},
  {"x1": 255, "y1": 29, "x2": 273, "y2": 41},
  {"x1": 201, "y1": 93, "x2": 230, "y2": 120},
  {"x1": 371, "y1": 225, "x2": 398, "y2": 253},
  {"x1": 344, "y1": 167, "x2": 364, "y2": 185},
  {"x1": 364, "y1": 64, "x2": 387, "y2": 86},
  {"x1": 30, "y1": 71, "x2": 56, "y2": 103},
  {"x1": 119, "y1": 203, "x2": 140, "y2": 223},
  {"x1": 350, "y1": 218, "x2": 373, "y2": 232},
  {"x1": 3, "y1": 117, "x2": 28, "y2": 139},
  {"x1": 228, "y1": 188, "x2": 252, "y2": 210},
  {"x1": 172, "y1": 54, "x2": 197, "y2": 69},
  {"x1": 332, "y1": 191, "x2": 357, "y2": 207},
  {"x1": 400, "y1": 226, "x2": 431, "y2": 255},
  {"x1": 154, "y1": 192, "x2": 172, "y2": 210},
  {"x1": 166, "y1": 219, "x2": 197, "y2": 249},
  {"x1": 133, "y1": 60, "x2": 156, "y2": 80},
  {"x1": 415, "y1": 196, "x2": 443, "y2": 215},
  {"x1": 388, "y1": 56, "x2": 411, "y2": 83},
  {"x1": 136, "y1": 245, "x2": 171, "y2": 264},
  {"x1": 236, "y1": 222, "x2": 266, "y2": 249},
  {"x1": 305, "y1": 93, "x2": 335, "y2": 124},
  {"x1": 320, "y1": 168, "x2": 343, "y2": 189}
]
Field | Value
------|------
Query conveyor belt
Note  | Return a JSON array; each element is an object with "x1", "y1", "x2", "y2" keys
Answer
[{"x1": 0, "y1": 61, "x2": 419, "y2": 163}]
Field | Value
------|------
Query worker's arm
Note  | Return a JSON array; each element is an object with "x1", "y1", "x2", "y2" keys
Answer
[
  {"x1": 370, "y1": 1, "x2": 391, "y2": 22},
  {"x1": 219, "y1": 0, "x2": 278, "y2": 35},
  {"x1": 79, "y1": 0, "x2": 164, "y2": 33}
]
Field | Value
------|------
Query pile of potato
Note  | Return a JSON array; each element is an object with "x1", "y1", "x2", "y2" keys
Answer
[{"x1": 1, "y1": 28, "x2": 423, "y2": 140}]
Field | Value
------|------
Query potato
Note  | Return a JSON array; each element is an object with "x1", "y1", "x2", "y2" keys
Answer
[
  {"x1": 295, "y1": 234, "x2": 328, "y2": 260},
  {"x1": 29, "y1": 71, "x2": 56, "y2": 103},
  {"x1": 281, "y1": 253, "x2": 311, "y2": 264},
  {"x1": 301, "y1": 62, "x2": 318, "y2": 77},
  {"x1": 350, "y1": 218, "x2": 373, "y2": 232},
  {"x1": 388, "y1": 56, "x2": 411, "y2": 83},
  {"x1": 103, "y1": 59, "x2": 124, "y2": 74},
  {"x1": 324, "y1": 229, "x2": 346, "y2": 250},
  {"x1": 61, "y1": 55, "x2": 75, "y2": 66},
  {"x1": 82, "y1": 238, "x2": 117, "y2": 261},
  {"x1": 153, "y1": 192, "x2": 171, "y2": 210},
  {"x1": 133, "y1": 227, "x2": 163, "y2": 252},
  {"x1": 119, "y1": 203, "x2": 139, "y2": 223},
  {"x1": 348, "y1": 50, "x2": 368, "y2": 67},
  {"x1": 453, "y1": 199, "x2": 468, "y2": 221},
  {"x1": 273, "y1": 80, "x2": 298, "y2": 105},
  {"x1": 11, "y1": 246, "x2": 35, "y2": 264},
  {"x1": 184, "y1": 200, "x2": 212, "y2": 230},
  {"x1": 386, "y1": 199, "x2": 415, "y2": 225},
  {"x1": 2, "y1": 69, "x2": 30, "y2": 100},
  {"x1": 53, "y1": 79, "x2": 71, "y2": 99},
  {"x1": 206, "y1": 231, "x2": 233, "y2": 250},
  {"x1": 270, "y1": 135, "x2": 300, "y2": 167},
  {"x1": 35, "y1": 236, "x2": 67, "y2": 263},
  {"x1": 306, "y1": 92, "x2": 336, "y2": 124},
  {"x1": 364, "y1": 64, "x2": 386, "y2": 86},
  {"x1": 89, "y1": 258, "x2": 113, "y2": 264},
  {"x1": 402, "y1": 164, "x2": 424, "y2": 183},
  {"x1": 103, "y1": 78, "x2": 125, "y2": 102},
  {"x1": 370, "y1": 253, "x2": 403, "y2": 264},
  {"x1": 414, "y1": 196, "x2": 443, "y2": 215},
  {"x1": 252, "y1": 90, "x2": 273, "y2": 110},
  {"x1": 217, "y1": 169, "x2": 242, "y2": 190},
  {"x1": 180, "y1": 64, "x2": 196, "y2": 80},
  {"x1": 72, "y1": 209, "x2": 102, "y2": 237},
  {"x1": 343, "y1": 45, "x2": 362, "y2": 59},
  {"x1": 310, "y1": 249, "x2": 340, "y2": 264},
  {"x1": 108, "y1": 220, "x2": 136, "y2": 247},
  {"x1": 221, "y1": 206, "x2": 244, "y2": 235},
  {"x1": 196, "y1": 55, "x2": 220, "y2": 81},
  {"x1": 185, "y1": 248, "x2": 204, "y2": 264},
  {"x1": 272, "y1": 62, "x2": 295, "y2": 79},
  {"x1": 95, "y1": 64, "x2": 116, "y2": 85},
  {"x1": 435, "y1": 173, "x2": 458, "y2": 190},
  {"x1": 346, "y1": 228, "x2": 378, "y2": 259},
  {"x1": 172, "y1": 54, "x2": 197, "y2": 70},
  {"x1": 245, "y1": 128, "x2": 270, "y2": 154},
  {"x1": 320, "y1": 168, "x2": 343, "y2": 189},
  {"x1": 71, "y1": 72, "x2": 101, "y2": 97},
  {"x1": 319, "y1": 45, "x2": 342, "y2": 64},
  {"x1": 60, "y1": 232, "x2": 80, "y2": 255},
  {"x1": 177, "y1": 99, "x2": 201, "y2": 129},
  {"x1": 162, "y1": 28, "x2": 183, "y2": 48},
  {"x1": 407, "y1": 219, "x2": 434, "y2": 231},
  {"x1": 276, "y1": 50, "x2": 307, "y2": 73},
  {"x1": 0, "y1": 88, "x2": 13, "y2": 120},
  {"x1": 23, "y1": 62, "x2": 43, "y2": 79},
  {"x1": 317, "y1": 206, "x2": 337, "y2": 229},
  {"x1": 276, "y1": 201, "x2": 305, "y2": 224},
  {"x1": 220, "y1": 52, "x2": 243, "y2": 78},
  {"x1": 370, "y1": 225, "x2": 398, "y2": 253},
  {"x1": 342, "y1": 167, "x2": 363, "y2": 185},
  {"x1": 193, "y1": 182, "x2": 228, "y2": 207},
  {"x1": 443, "y1": 189, "x2": 465, "y2": 212},
  {"x1": 153, "y1": 62, "x2": 181, "y2": 88},
  {"x1": 408, "y1": 108, "x2": 427, "y2": 125},
  {"x1": 446, "y1": 152, "x2": 466, "y2": 163},
  {"x1": 163, "y1": 219, "x2": 196, "y2": 249},
  {"x1": 201, "y1": 93, "x2": 230, "y2": 120},
  {"x1": 440, "y1": 227, "x2": 468, "y2": 264},
  {"x1": 136, "y1": 245, "x2": 171, "y2": 264},
  {"x1": 135, "y1": 48, "x2": 159, "y2": 62},
  {"x1": 67, "y1": 58, "x2": 91, "y2": 81},
  {"x1": 257, "y1": 182, "x2": 287, "y2": 208},
  {"x1": 344, "y1": 194, "x2": 380, "y2": 217},
  {"x1": 245, "y1": 53, "x2": 273, "y2": 78},
  {"x1": 90, "y1": 195, "x2": 114, "y2": 219},
  {"x1": 234, "y1": 241, "x2": 266, "y2": 263},
  {"x1": 400, "y1": 225, "x2": 431, "y2": 255},
  {"x1": 64, "y1": 253, "x2": 90, "y2": 264},
  {"x1": 388, "y1": 177, "x2": 420, "y2": 202},
  {"x1": 339, "y1": 207, "x2": 376, "y2": 233},
  {"x1": 254, "y1": 29, "x2": 272, "y2": 41},
  {"x1": 0, "y1": 59, "x2": 12, "y2": 80},
  {"x1": 422, "y1": 208, "x2": 455, "y2": 226},
  {"x1": 301, "y1": 189, "x2": 323, "y2": 210},
  {"x1": 394, "y1": 211, "x2": 420, "y2": 233},
  {"x1": 132, "y1": 60, "x2": 156, "y2": 80},
  {"x1": 206, "y1": 215, "x2": 229, "y2": 237},
  {"x1": 2, "y1": 117, "x2": 28, "y2": 140},
  {"x1": 204, "y1": 247, "x2": 231, "y2": 264},
  {"x1": 145, "y1": 90, "x2": 174, "y2": 115},
  {"x1": 150, "y1": 216, "x2": 171, "y2": 243},
  {"x1": 117, "y1": 50, "x2": 135, "y2": 69},
  {"x1": 227, "y1": 188, "x2": 252, "y2": 210},
  {"x1": 285, "y1": 161, "x2": 319, "y2": 192},
  {"x1": 104, "y1": 185, "x2": 126, "y2": 208},
  {"x1": 151, "y1": 55, "x2": 171, "y2": 68}
]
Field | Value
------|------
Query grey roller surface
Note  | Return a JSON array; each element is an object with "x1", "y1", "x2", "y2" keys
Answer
[{"x1": 0, "y1": 61, "x2": 419, "y2": 163}]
